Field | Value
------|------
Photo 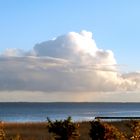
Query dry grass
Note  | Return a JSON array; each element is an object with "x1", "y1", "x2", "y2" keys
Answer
[
  {"x1": 0, "y1": 120, "x2": 137, "y2": 140},
  {"x1": 3, "y1": 122, "x2": 51, "y2": 140}
]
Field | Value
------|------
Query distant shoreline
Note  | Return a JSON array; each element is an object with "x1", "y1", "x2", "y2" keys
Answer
[{"x1": 0, "y1": 102, "x2": 140, "y2": 103}]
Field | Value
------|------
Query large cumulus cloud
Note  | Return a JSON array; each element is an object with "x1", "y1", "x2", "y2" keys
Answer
[
  {"x1": 0, "y1": 30, "x2": 140, "y2": 95},
  {"x1": 34, "y1": 31, "x2": 116, "y2": 67}
]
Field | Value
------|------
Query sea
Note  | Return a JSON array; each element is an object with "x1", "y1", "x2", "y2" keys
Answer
[{"x1": 0, "y1": 102, "x2": 140, "y2": 122}]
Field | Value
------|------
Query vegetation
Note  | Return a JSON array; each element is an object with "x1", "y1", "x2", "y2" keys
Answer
[
  {"x1": 0, "y1": 122, "x2": 6, "y2": 140},
  {"x1": 1, "y1": 118, "x2": 140, "y2": 140},
  {"x1": 89, "y1": 119, "x2": 126, "y2": 140},
  {"x1": 89, "y1": 120, "x2": 105, "y2": 140},
  {"x1": 47, "y1": 116, "x2": 79, "y2": 140},
  {"x1": 103, "y1": 122, "x2": 127, "y2": 140},
  {"x1": 130, "y1": 120, "x2": 140, "y2": 140},
  {"x1": 9, "y1": 134, "x2": 22, "y2": 140}
]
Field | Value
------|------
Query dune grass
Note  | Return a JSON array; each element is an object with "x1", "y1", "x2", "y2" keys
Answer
[{"x1": 0, "y1": 120, "x2": 139, "y2": 140}]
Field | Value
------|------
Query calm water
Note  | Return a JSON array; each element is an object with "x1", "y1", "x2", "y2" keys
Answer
[{"x1": 0, "y1": 102, "x2": 140, "y2": 122}]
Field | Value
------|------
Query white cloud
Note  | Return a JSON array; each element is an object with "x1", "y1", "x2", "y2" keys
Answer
[
  {"x1": 2, "y1": 48, "x2": 25, "y2": 57},
  {"x1": 0, "y1": 30, "x2": 140, "y2": 101},
  {"x1": 34, "y1": 31, "x2": 116, "y2": 67}
]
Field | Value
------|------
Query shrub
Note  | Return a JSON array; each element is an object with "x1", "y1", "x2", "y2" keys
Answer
[
  {"x1": 0, "y1": 122, "x2": 6, "y2": 140},
  {"x1": 12, "y1": 134, "x2": 22, "y2": 140},
  {"x1": 130, "y1": 120, "x2": 140, "y2": 140},
  {"x1": 47, "y1": 116, "x2": 79, "y2": 140},
  {"x1": 89, "y1": 120, "x2": 105, "y2": 140},
  {"x1": 0, "y1": 129, "x2": 6, "y2": 140},
  {"x1": 89, "y1": 119, "x2": 127, "y2": 140},
  {"x1": 104, "y1": 123, "x2": 127, "y2": 140}
]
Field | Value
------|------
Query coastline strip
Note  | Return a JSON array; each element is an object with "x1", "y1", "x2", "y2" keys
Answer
[{"x1": 95, "y1": 117, "x2": 140, "y2": 120}]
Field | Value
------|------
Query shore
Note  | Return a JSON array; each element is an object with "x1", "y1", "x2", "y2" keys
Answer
[{"x1": 0, "y1": 120, "x2": 135, "y2": 140}]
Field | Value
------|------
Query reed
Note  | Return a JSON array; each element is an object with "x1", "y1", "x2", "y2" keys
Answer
[{"x1": 0, "y1": 120, "x2": 140, "y2": 140}]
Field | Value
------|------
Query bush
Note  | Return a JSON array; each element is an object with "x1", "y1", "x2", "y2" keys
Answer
[
  {"x1": 104, "y1": 123, "x2": 127, "y2": 140},
  {"x1": 12, "y1": 134, "x2": 22, "y2": 140},
  {"x1": 0, "y1": 129, "x2": 6, "y2": 140},
  {"x1": 89, "y1": 119, "x2": 126, "y2": 140},
  {"x1": 47, "y1": 116, "x2": 79, "y2": 140},
  {"x1": 0, "y1": 122, "x2": 6, "y2": 140},
  {"x1": 89, "y1": 120, "x2": 105, "y2": 140},
  {"x1": 130, "y1": 120, "x2": 140, "y2": 140}
]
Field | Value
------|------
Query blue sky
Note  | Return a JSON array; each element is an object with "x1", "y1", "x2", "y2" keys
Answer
[
  {"x1": 0, "y1": 0, "x2": 140, "y2": 71},
  {"x1": 0, "y1": 0, "x2": 140, "y2": 101}
]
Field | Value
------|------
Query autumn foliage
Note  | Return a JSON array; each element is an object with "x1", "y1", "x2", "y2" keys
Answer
[
  {"x1": 89, "y1": 119, "x2": 127, "y2": 140},
  {"x1": 1, "y1": 118, "x2": 140, "y2": 140}
]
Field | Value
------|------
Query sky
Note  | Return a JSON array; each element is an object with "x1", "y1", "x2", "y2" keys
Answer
[{"x1": 0, "y1": 0, "x2": 140, "y2": 102}]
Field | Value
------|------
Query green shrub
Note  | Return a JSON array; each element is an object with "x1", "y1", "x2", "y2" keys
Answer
[{"x1": 47, "y1": 116, "x2": 79, "y2": 140}]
